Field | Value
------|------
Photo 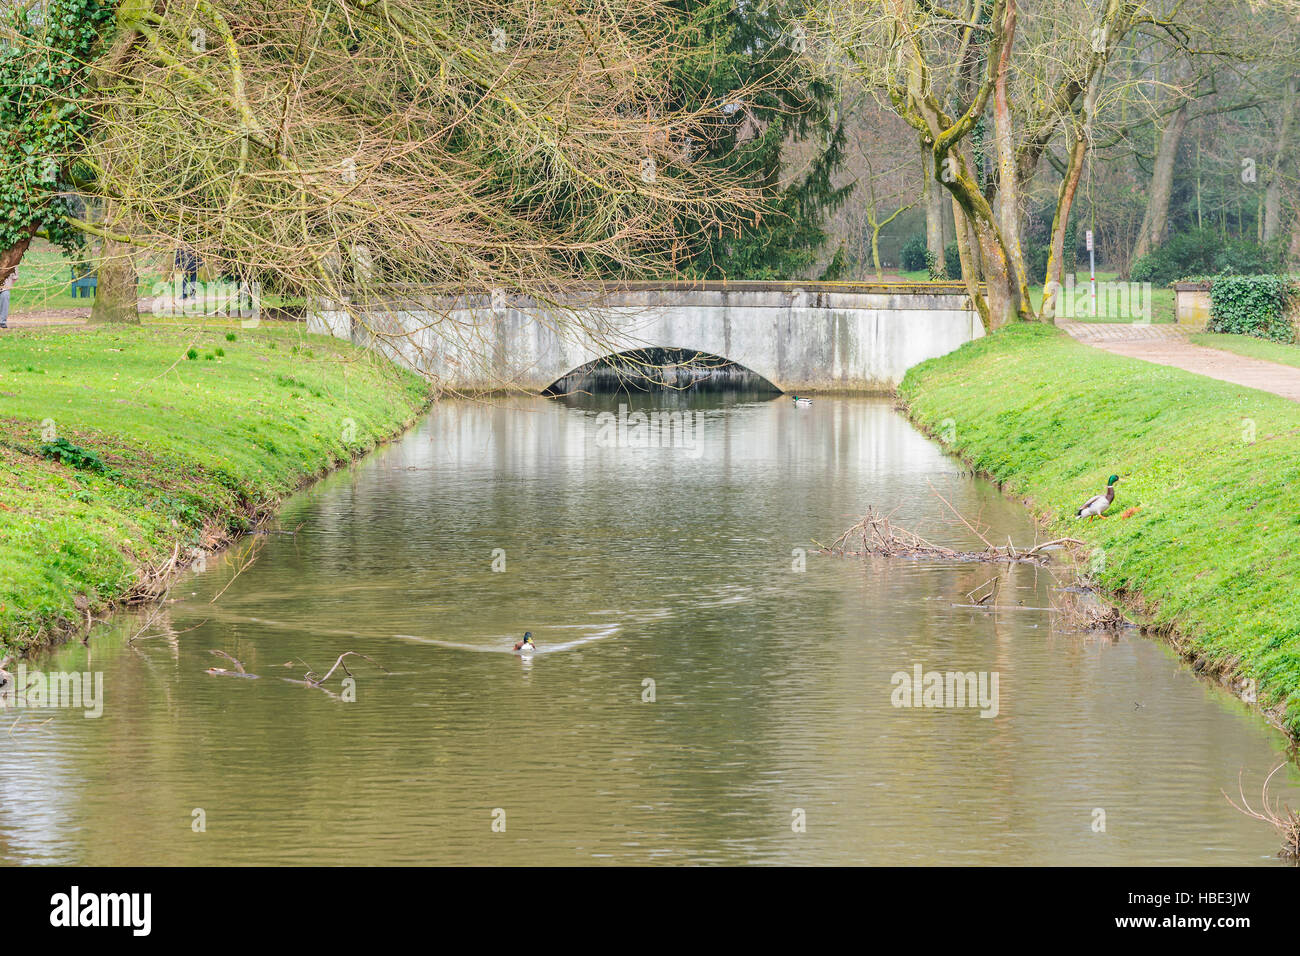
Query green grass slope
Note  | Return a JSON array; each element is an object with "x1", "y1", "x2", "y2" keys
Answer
[
  {"x1": 0, "y1": 323, "x2": 429, "y2": 651},
  {"x1": 1190, "y1": 332, "x2": 1300, "y2": 369}
]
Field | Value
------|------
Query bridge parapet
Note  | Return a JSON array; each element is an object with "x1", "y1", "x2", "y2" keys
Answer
[{"x1": 308, "y1": 280, "x2": 985, "y2": 394}]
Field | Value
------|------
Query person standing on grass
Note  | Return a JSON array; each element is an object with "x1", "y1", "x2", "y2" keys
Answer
[
  {"x1": 174, "y1": 246, "x2": 198, "y2": 301},
  {"x1": 0, "y1": 265, "x2": 15, "y2": 329}
]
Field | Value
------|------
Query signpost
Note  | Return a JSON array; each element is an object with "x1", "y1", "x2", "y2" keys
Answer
[{"x1": 1086, "y1": 230, "x2": 1096, "y2": 317}]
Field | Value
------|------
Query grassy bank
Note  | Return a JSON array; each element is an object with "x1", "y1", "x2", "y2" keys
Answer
[
  {"x1": 0, "y1": 321, "x2": 429, "y2": 652},
  {"x1": 900, "y1": 323, "x2": 1300, "y2": 736},
  {"x1": 1190, "y1": 332, "x2": 1300, "y2": 369}
]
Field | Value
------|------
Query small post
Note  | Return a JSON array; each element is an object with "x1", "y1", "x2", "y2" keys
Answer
[{"x1": 1086, "y1": 229, "x2": 1096, "y2": 318}]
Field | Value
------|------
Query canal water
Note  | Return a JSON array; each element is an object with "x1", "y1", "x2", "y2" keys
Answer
[{"x1": 1, "y1": 395, "x2": 1296, "y2": 864}]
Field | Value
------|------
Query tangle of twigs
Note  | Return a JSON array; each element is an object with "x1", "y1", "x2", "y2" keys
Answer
[{"x1": 1224, "y1": 764, "x2": 1300, "y2": 860}]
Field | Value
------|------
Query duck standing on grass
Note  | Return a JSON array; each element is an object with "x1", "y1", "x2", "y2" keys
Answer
[
  {"x1": 513, "y1": 632, "x2": 535, "y2": 654},
  {"x1": 1076, "y1": 475, "x2": 1120, "y2": 519}
]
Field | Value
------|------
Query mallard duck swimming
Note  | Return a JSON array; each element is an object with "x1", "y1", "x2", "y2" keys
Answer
[
  {"x1": 1076, "y1": 474, "x2": 1120, "y2": 519},
  {"x1": 792, "y1": 395, "x2": 813, "y2": 407},
  {"x1": 513, "y1": 632, "x2": 535, "y2": 653}
]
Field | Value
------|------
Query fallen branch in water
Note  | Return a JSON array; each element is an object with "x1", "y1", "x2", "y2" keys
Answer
[
  {"x1": 279, "y1": 652, "x2": 387, "y2": 698},
  {"x1": 815, "y1": 506, "x2": 1084, "y2": 566},
  {"x1": 300, "y1": 651, "x2": 389, "y2": 687},
  {"x1": 8, "y1": 713, "x2": 54, "y2": 736},
  {"x1": 1224, "y1": 763, "x2": 1300, "y2": 860},
  {"x1": 126, "y1": 543, "x2": 183, "y2": 605},
  {"x1": 205, "y1": 649, "x2": 258, "y2": 679},
  {"x1": 818, "y1": 499, "x2": 1127, "y2": 632},
  {"x1": 209, "y1": 535, "x2": 267, "y2": 605},
  {"x1": 967, "y1": 576, "x2": 998, "y2": 606},
  {"x1": 928, "y1": 480, "x2": 997, "y2": 550},
  {"x1": 1055, "y1": 592, "x2": 1130, "y2": 631},
  {"x1": 281, "y1": 678, "x2": 342, "y2": 698},
  {"x1": 131, "y1": 618, "x2": 210, "y2": 644}
]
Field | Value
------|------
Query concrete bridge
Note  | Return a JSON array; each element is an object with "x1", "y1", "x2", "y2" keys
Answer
[{"x1": 307, "y1": 280, "x2": 984, "y2": 394}]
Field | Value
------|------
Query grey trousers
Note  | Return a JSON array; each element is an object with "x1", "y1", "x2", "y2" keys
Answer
[{"x1": 0, "y1": 290, "x2": 9, "y2": 327}]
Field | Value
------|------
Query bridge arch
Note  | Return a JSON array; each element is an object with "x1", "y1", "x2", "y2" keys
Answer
[{"x1": 541, "y1": 347, "x2": 781, "y2": 396}]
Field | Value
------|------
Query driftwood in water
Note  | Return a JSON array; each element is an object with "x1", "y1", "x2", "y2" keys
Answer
[
  {"x1": 1225, "y1": 764, "x2": 1300, "y2": 860},
  {"x1": 815, "y1": 496, "x2": 1126, "y2": 633},
  {"x1": 276, "y1": 652, "x2": 391, "y2": 695},
  {"x1": 816, "y1": 506, "x2": 1084, "y2": 566},
  {"x1": 204, "y1": 649, "x2": 388, "y2": 691},
  {"x1": 299, "y1": 651, "x2": 388, "y2": 687},
  {"x1": 206, "y1": 649, "x2": 258, "y2": 679}
]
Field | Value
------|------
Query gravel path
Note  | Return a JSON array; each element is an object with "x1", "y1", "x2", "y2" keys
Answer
[{"x1": 1057, "y1": 321, "x2": 1300, "y2": 402}]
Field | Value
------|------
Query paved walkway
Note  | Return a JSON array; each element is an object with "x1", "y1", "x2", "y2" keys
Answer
[
  {"x1": 0, "y1": 309, "x2": 89, "y2": 329},
  {"x1": 1057, "y1": 321, "x2": 1300, "y2": 403}
]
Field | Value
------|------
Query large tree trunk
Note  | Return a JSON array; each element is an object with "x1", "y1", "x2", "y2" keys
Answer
[
  {"x1": 1043, "y1": 134, "x2": 1086, "y2": 320},
  {"x1": 1131, "y1": 99, "x2": 1190, "y2": 263},
  {"x1": 924, "y1": 154, "x2": 946, "y2": 274},
  {"x1": 903, "y1": 0, "x2": 1029, "y2": 329},
  {"x1": 1290, "y1": 207, "x2": 1300, "y2": 266},
  {"x1": 89, "y1": 230, "x2": 140, "y2": 324},
  {"x1": 1043, "y1": 77, "x2": 1098, "y2": 320},
  {"x1": 88, "y1": 185, "x2": 140, "y2": 323},
  {"x1": 1263, "y1": 78, "x2": 1297, "y2": 243},
  {"x1": 951, "y1": 199, "x2": 984, "y2": 321},
  {"x1": 977, "y1": 223, "x2": 1015, "y2": 327},
  {"x1": 84, "y1": 4, "x2": 155, "y2": 325},
  {"x1": 990, "y1": 0, "x2": 1031, "y2": 323},
  {"x1": 0, "y1": 233, "x2": 35, "y2": 289}
]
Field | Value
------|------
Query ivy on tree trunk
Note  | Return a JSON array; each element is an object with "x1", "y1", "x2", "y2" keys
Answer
[{"x1": 0, "y1": 0, "x2": 119, "y2": 286}]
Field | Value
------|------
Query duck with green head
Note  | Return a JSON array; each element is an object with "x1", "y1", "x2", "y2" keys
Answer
[
  {"x1": 513, "y1": 632, "x2": 535, "y2": 653},
  {"x1": 792, "y1": 395, "x2": 812, "y2": 407},
  {"x1": 1076, "y1": 474, "x2": 1120, "y2": 519}
]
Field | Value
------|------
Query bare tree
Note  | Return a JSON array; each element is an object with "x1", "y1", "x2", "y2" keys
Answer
[
  {"x1": 809, "y1": 0, "x2": 1146, "y2": 328},
  {"x1": 5, "y1": 0, "x2": 764, "y2": 339}
]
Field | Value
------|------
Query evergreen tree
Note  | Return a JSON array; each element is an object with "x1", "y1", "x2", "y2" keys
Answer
[{"x1": 666, "y1": 0, "x2": 851, "y2": 279}]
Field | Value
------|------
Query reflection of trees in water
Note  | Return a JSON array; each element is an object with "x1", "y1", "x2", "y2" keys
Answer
[{"x1": 545, "y1": 348, "x2": 780, "y2": 397}]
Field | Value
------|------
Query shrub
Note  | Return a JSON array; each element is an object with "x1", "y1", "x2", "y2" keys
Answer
[
  {"x1": 900, "y1": 233, "x2": 928, "y2": 273},
  {"x1": 944, "y1": 241, "x2": 962, "y2": 280},
  {"x1": 39, "y1": 437, "x2": 115, "y2": 477},
  {"x1": 1025, "y1": 241, "x2": 1049, "y2": 284},
  {"x1": 819, "y1": 244, "x2": 847, "y2": 281},
  {"x1": 1131, "y1": 230, "x2": 1281, "y2": 286},
  {"x1": 1208, "y1": 275, "x2": 1297, "y2": 343}
]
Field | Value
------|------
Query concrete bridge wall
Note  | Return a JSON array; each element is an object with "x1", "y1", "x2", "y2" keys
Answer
[{"x1": 307, "y1": 281, "x2": 985, "y2": 393}]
